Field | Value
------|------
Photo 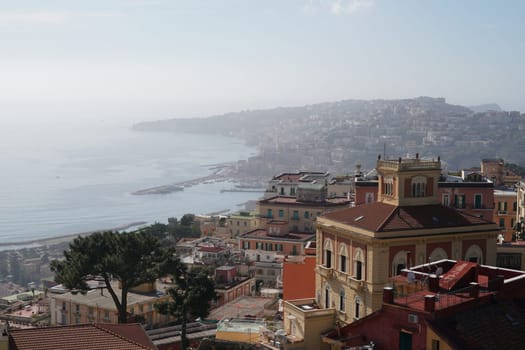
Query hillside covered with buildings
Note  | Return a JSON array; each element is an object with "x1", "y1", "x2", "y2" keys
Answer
[{"x1": 134, "y1": 97, "x2": 525, "y2": 176}]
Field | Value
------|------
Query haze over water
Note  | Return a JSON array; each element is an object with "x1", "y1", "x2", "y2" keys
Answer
[{"x1": 0, "y1": 117, "x2": 258, "y2": 244}]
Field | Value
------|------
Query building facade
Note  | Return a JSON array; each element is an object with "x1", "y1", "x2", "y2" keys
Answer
[{"x1": 315, "y1": 156, "x2": 499, "y2": 329}]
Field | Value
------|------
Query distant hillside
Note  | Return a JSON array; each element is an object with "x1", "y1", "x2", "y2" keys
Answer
[
  {"x1": 133, "y1": 97, "x2": 525, "y2": 175},
  {"x1": 468, "y1": 103, "x2": 502, "y2": 113}
]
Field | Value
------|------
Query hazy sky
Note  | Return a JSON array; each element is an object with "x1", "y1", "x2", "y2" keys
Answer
[{"x1": 1, "y1": 0, "x2": 524, "y2": 124}]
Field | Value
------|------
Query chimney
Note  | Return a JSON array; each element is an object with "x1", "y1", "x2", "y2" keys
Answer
[
  {"x1": 424, "y1": 295, "x2": 435, "y2": 313},
  {"x1": 469, "y1": 282, "x2": 480, "y2": 298},
  {"x1": 383, "y1": 287, "x2": 394, "y2": 304},
  {"x1": 428, "y1": 274, "x2": 440, "y2": 292}
]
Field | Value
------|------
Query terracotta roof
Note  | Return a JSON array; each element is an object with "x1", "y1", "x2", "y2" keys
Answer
[
  {"x1": 9, "y1": 323, "x2": 156, "y2": 350},
  {"x1": 240, "y1": 229, "x2": 315, "y2": 242},
  {"x1": 322, "y1": 202, "x2": 493, "y2": 233}
]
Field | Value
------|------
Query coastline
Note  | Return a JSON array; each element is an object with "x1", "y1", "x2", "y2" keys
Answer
[{"x1": 0, "y1": 221, "x2": 147, "y2": 249}]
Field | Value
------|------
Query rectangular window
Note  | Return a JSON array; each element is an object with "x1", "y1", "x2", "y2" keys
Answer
[
  {"x1": 278, "y1": 209, "x2": 284, "y2": 217},
  {"x1": 243, "y1": 241, "x2": 250, "y2": 249},
  {"x1": 292, "y1": 245, "x2": 297, "y2": 255},
  {"x1": 267, "y1": 209, "x2": 273, "y2": 218},
  {"x1": 304, "y1": 211, "x2": 309, "y2": 219},
  {"x1": 499, "y1": 218, "x2": 505, "y2": 228},
  {"x1": 442, "y1": 194, "x2": 450, "y2": 207},
  {"x1": 256, "y1": 242, "x2": 262, "y2": 249},
  {"x1": 454, "y1": 194, "x2": 466, "y2": 209},
  {"x1": 355, "y1": 300, "x2": 360, "y2": 319},
  {"x1": 431, "y1": 339, "x2": 440, "y2": 350},
  {"x1": 474, "y1": 194, "x2": 482, "y2": 209},
  {"x1": 292, "y1": 210, "x2": 299, "y2": 220}
]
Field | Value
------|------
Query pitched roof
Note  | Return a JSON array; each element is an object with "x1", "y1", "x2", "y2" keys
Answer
[
  {"x1": 322, "y1": 202, "x2": 493, "y2": 233},
  {"x1": 9, "y1": 323, "x2": 156, "y2": 350}
]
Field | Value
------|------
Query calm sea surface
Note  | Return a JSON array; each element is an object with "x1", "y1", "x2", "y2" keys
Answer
[{"x1": 0, "y1": 119, "x2": 259, "y2": 245}]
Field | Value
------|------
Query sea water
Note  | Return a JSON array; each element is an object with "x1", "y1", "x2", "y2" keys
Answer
[{"x1": 0, "y1": 117, "x2": 259, "y2": 244}]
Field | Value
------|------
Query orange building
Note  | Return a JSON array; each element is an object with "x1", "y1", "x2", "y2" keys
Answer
[
  {"x1": 282, "y1": 242, "x2": 317, "y2": 301},
  {"x1": 494, "y1": 188, "x2": 518, "y2": 241}
]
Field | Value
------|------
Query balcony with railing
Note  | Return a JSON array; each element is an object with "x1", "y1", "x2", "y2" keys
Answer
[{"x1": 317, "y1": 265, "x2": 334, "y2": 279}]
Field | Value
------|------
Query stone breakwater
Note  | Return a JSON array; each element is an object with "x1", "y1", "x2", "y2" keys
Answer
[{"x1": 131, "y1": 162, "x2": 236, "y2": 195}]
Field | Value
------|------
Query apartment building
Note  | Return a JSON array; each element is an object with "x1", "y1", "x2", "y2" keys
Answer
[
  {"x1": 264, "y1": 171, "x2": 330, "y2": 198},
  {"x1": 257, "y1": 185, "x2": 349, "y2": 234},
  {"x1": 227, "y1": 211, "x2": 259, "y2": 238}
]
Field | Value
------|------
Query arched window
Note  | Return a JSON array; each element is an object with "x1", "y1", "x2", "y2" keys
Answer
[
  {"x1": 383, "y1": 176, "x2": 394, "y2": 196},
  {"x1": 324, "y1": 239, "x2": 333, "y2": 268},
  {"x1": 339, "y1": 243, "x2": 348, "y2": 273},
  {"x1": 354, "y1": 295, "x2": 361, "y2": 319},
  {"x1": 465, "y1": 244, "x2": 483, "y2": 264},
  {"x1": 411, "y1": 176, "x2": 427, "y2": 197},
  {"x1": 339, "y1": 289, "x2": 345, "y2": 312},
  {"x1": 429, "y1": 247, "x2": 448, "y2": 262},
  {"x1": 354, "y1": 248, "x2": 365, "y2": 280},
  {"x1": 391, "y1": 250, "x2": 407, "y2": 276}
]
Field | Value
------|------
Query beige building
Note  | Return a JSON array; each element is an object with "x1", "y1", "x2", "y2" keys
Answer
[
  {"x1": 50, "y1": 281, "x2": 170, "y2": 328},
  {"x1": 315, "y1": 156, "x2": 498, "y2": 326}
]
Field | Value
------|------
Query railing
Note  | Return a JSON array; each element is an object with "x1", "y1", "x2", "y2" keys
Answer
[
  {"x1": 317, "y1": 265, "x2": 334, "y2": 278},
  {"x1": 378, "y1": 159, "x2": 440, "y2": 171},
  {"x1": 347, "y1": 276, "x2": 364, "y2": 291}
]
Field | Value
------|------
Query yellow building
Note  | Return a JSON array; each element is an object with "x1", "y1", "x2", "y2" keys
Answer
[
  {"x1": 227, "y1": 211, "x2": 259, "y2": 238},
  {"x1": 315, "y1": 156, "x2": 499, "y2": 328}
]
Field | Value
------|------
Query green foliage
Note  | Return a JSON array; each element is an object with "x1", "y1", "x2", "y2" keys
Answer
[
  {"x1": 138, "y1": 222, "x2": 169, "y2": 240},
  {"x1": 155, "y1": 266, "x2": 216, "y2": 350},
  {"x1": 180, "y1": 214, "x2": 195, "y2": 226},
  {"x1": 167, "y1": 214, "x2": 201, "y2": 239},
  {"x1": 51, "y1": 230, "x2": 179, "y2": 323}
]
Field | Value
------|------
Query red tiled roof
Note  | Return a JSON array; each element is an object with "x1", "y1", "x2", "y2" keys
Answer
[
  {"x1": 240, "y1": 229, "x2": 315, "y2": 242},
  {"x1": 259, "y1": 196, "x2": 349, "y2": 206},
  {"x1": 322, "y1": 202, "x2": 493, "y2": 233},
  {"x1": 9, "y1": 323, "x2": 156, "y2": 350}
]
